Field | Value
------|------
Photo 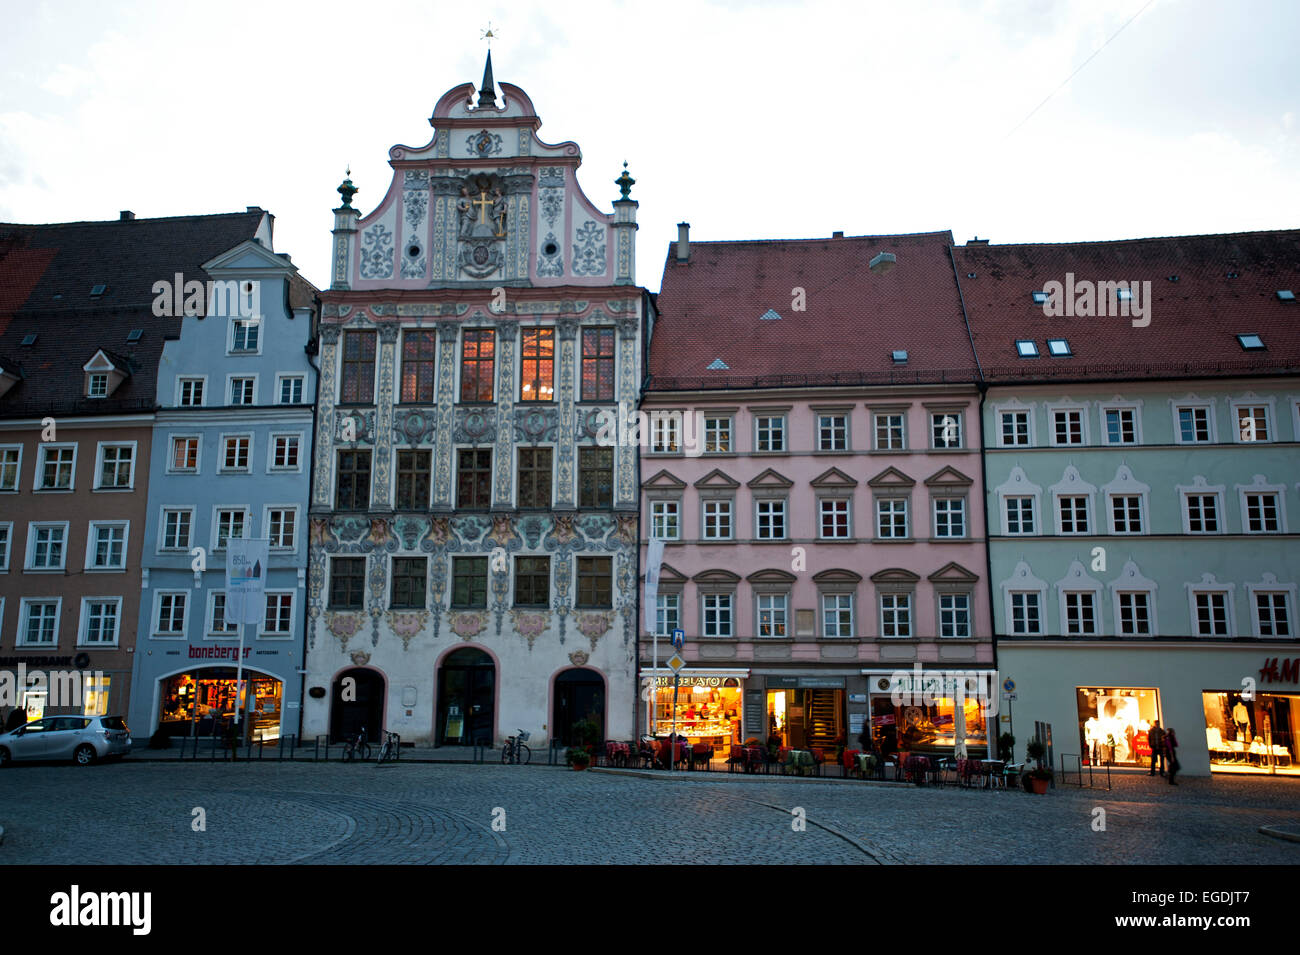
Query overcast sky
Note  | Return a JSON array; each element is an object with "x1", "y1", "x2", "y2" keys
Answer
[{"x1": 2, "y1": 0, "x2": 1297, "y2": 292}]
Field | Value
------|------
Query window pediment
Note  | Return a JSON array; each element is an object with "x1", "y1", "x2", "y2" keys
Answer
[
  {"x1": 924, "y1": 466, "x2": 973, "y2": 488},
  {"x1": 813, "y1": 568, "x2": 864, "y2": 584},
  {"x1": 870, "y1": 567, "x2": 920, "y2": 584},
  {"x1": 746, "y1": 467, "x2": 794, "y2": 490},
  {"x1": 868, "y1": 466, "x2": 916, "y2": 488},
  {"x1": 810, "y1": 466, "x2": 858, "y2": 489},
  {"x1": 642, "y1": 469, "x2": 687, "y2": 493},
  {"x1": 748, "y1": 568, "x2": 798, "y2": 584},
  {"x1": 927, "y1": 561, "x2": 979, "y2": 584},
  {"x1": 693, "y1": 468, "x2": 740, "y2": 490},
  {"x1": 693, "y1": 568, "x2": 741, "y2": 586}
]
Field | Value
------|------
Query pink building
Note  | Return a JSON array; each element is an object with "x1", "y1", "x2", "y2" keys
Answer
[{"x1": 639, "y1": 229, "x2": 994, "y2": 762}]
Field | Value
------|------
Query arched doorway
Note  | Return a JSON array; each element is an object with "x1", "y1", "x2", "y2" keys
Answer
[
  {"x1": 554, "y1": 668, "x2": 606, "y2": 747},
  {"x1": 330, "y1": 668, "x2": 385, "y2": 743},
  {"x1": 437, "y1": 648, "x2": 495, "y2": 746}
]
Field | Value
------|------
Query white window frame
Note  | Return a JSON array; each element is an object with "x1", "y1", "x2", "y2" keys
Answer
[
  {"x1": 78, "y1": 596, "x2": 123, "y2": 647},
  {"x1": 822, "y1": 593, "x2": 854, "y2": 638},
  {"x1": 932, "y1": 497, "x2": 967, "y2": 539},
  {"x1": 1002, "y1": 561, "x2": 1048, "y2": 637},
  {"x1": 167, "y1": 434, "x2": 202, "y2": 475},
  {"x1": 176, "y1": 376, "x2": 208, "y2": 408},
  {"x1": 649, "y1": 411, "x2": 682, "y2": 454},
  {"x1": 1245, "y1": 575, "x2": 1296, "y2": 639},
  {"x1": 1177, "y1": 477, "x2": 1225, "y2": 535},
  {"x1": 211, "y1": 505, "x2": 251, "y2": 551},
  {"x1": 1230, "y1": 397, "x2": 1274, "y2": 444},
  {"x1": 1004, "y1": 496, "x2": 1037, "y2": 535},
  {"x1": 1108, "y1": 494, "x2": 1145, "y2": 535},
  {"x1": 754, "y1": 415, "x2": 787, "y2": 453},
  {"x1": 1062, "y1": 591, "x2": 1099, "y2": 636},
  {"x1": 930, "y1": 411, "x2": 964, "y2": 450},
  {"x1": 263, "y1": 505, "x2": 299, "y2": 552},
  {"x1": 702, "y1": 592, "x2": 734, "y2": 638},
  {"x1": 34, "y1": 443, "x2": 77, "y2": 491},
  {"x1": 153, "y1": 590, "x2": 190, "y2": 639},
  {"x1": 818, "y1": 498, "x2": 851, "y2": 539},
  {"x1": 0, "y1": 444, "x2": 21, "y2": 492},
  {"x1": 1237, "y1": 475, "x2": 1288, "y2": 534},
  {"x1": 816, "y1": 413, "x2": 849, "y2": 452},
  {"x1": 754, "y1": 498, "x2": 787, "y2": 540},
  {"x1": 229, "y1": 316, "x2": 262, "y2": 355},
  {"x1": 1009, "y1": 591, "x2": 1043, "y2": 636},
  {"x1": 1057, "y1": 562, "x2": 1102, "y2": 636},
  {"x1": 650, "y1": 500, "x2": 680, "y2": 541},
  {"x1": 757, "y1": 593, "x2": 790, "y2": 638},
  {"x1": 1047, "y1": 402, "x2": 1088, "y2": 447},
  {"x1": 276, "y1": 374, "x2": 306, "y2": 405},
  {"x1": 1050, "y1": 467, "x2": 1096, "y2": 536},
  {"x1": 268, "y1": 432, "x2": 304, "y2": 473},
  {"x1": 1057, "y1": 495, "x2": 1091, "y2": 535},
  {"x1": 994, "y1": 467, "x2": 1041, "y2": 536},
  {"x1": 938, "y1": 592, "x2": 972, "y2": 639},
  {"x1": 85, "y1": 520, "x2": 129, "y2": 571},
  {"x1": 0, "y1": 520, "x2": 11, "y2": 571},
  {"x1": 1171, "y1": 397, "x2": 1216, "y2": 445},
  {"x1": 873, "y1": 412, "x2": 906, "y2": 451},
  {"x1": 227, "y1": 374, "x2": 258, "y2": 406},
  {"x1": 219, "y1": 433, "x2": 253, "y2": 473},
  {"x1": 1185, "y1": 574, "x2": 1236, "y2": 638},
  {"x1": 655, "y1": 593, "x2": 681, "y2": 638},
  {"x1": 18, "y1": 597, "x2": 61, "y2": 646},
  {"x1": 876, "y1": 497, "x2": 910, "y2": 539},
  {"x1": 997, "y1": 408, "x2": 1033, "y2": 448},
  {"x1": 206, "y1": 590, "x2": 240, "y2": 637},
  {"x1": 1109, "y1": 561, "x2": 1158, "y2": 637},
  {"x1": 93, "y1": 440, "x2": 137, "y2": 491},
  {"x1": 879, "y1": 593, "x2": 912, "y2": 638},
  {"x1": 25, "y1": 521, "x2": 70, "y2": 571},
  {"x1": 1099, "y1": 400, "x2": 1143, "y2": 446},
  {"x1": 703, "y1": 416, "x2": 732, "y2": 454},
  {"x1": 701, "y1": 498, "x2": 734, "y2": 541},
  {"x1": 159, "y1": 506, "x2": 196, "y2": 552},
  {"x1": 87, "y1": 372, "x2": 109, "y2": 398},
  {"x1": 259, "y1": 591, "x2": 295, "y2": 639}
]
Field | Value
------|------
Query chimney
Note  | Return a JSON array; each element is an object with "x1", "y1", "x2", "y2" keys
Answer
[
  {"x1": 966, "y1": 236, "x2": 989, "y2": 246},
  {"x1": 676, "y1": 222, "x2": 690, "y2": 262},
  {"x1": 119, "y1": 210, "x2": 134, "y2": 221},
  {"x1": 832, "y1": 231, "x2": 844, "y2": 239}
]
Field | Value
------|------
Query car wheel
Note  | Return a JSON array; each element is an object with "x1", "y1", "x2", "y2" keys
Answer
[
  {"x1": 0, "y1": 747, "x2": 10, "y2": 767},
  {"x1": 74, "y1": 744, "x2": 97, "y2": 766}
]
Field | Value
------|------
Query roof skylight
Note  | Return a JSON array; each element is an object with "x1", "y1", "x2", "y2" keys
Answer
[{"x1": 1015, "y1": 340, "x2": 1039, "y2": 358}]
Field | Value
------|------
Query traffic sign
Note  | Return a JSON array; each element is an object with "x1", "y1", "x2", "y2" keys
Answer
[
  {"x1": 667, "y1": 654, "x2": 686, "y2": 672},
  {"x1": 1003, "y1": 693, "x2": 1017, "y2": 702},
  {"x1": 1002, "y1": 678, "x2": 1016, "y2": 694},
  {"x1": 671, "y1": 628, "x2": 686, "y2": 651}
]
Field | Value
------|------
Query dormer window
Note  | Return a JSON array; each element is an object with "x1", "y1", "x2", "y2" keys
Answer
[{"x1": 81, "y1": 350, "x2": 128, "y2": 399}]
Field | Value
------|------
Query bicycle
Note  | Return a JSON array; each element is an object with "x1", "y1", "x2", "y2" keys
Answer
[
  {"x1": 377, "y1": 731, "x2": 401, "y2": 764},
  {"x1": 501, "y1": 729, "x2": 531, "y2": 765},
  {"x1": 342, "y1": 727, "x2": 370, "y2": 762}
]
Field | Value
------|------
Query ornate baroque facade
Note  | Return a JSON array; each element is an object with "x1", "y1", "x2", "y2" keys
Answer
[{"x1": 302, "y1": 56, "x2": 648, "y2": 748}]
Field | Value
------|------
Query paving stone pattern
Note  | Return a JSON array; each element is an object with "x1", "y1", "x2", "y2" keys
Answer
[{"x1": 1, "y1": 761, "x2": 1296, "y2": 864}]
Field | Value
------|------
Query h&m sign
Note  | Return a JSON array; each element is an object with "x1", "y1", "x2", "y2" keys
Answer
[{"x1": 1259, "y1": 658, "x2": 1300, "y2": 684}]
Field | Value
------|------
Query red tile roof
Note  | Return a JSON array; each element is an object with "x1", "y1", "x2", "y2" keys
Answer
[
  {"x1": 649, "y1": 232, "x2": 978, "y2": 391},
  {"x1": 954, "y1": 230, "x2": 1300, "y2": 382},
  {"x1": 0, "y1": 211, "x2": 272, "y2": 417}
]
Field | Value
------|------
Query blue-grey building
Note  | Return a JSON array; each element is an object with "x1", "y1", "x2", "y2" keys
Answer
[{"x1": 129, "y1": 225, "x2": 318, "y2": 743}]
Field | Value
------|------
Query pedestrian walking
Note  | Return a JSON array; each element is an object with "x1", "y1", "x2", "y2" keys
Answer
[
  {"x1": 1147, "y1": 720, "x2": 1165, "y2": 776},
  {"x1": 1164, "y1": 726, "x2": 1181, "y2": 785}
]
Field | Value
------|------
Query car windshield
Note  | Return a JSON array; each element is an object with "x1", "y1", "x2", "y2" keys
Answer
[{"x1": 100, "y1": 717, "x2": 127, "y2": 731}]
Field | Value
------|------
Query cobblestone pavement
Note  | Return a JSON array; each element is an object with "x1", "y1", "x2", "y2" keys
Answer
[{"x1": 1, "y1": 761, "x2": 1296, "y2": 864}]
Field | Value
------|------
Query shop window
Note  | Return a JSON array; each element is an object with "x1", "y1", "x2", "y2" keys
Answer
[
  {"x1": 650, "y1": 677, "x2": 742, "y2": 746},
  {"x1": 82, "y1": 675, "x2": 110, "y2": 717},
  {"x1": 1077, "y1": 687, "x2": 1160, "y2": 767},
  {"x1": 1203, "y1": 691, "x2": 1295, "y2": 774}
]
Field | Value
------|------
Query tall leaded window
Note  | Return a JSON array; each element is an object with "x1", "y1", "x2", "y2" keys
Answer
[
  {"x1": 578, "y1": 447, "x2": 613, "y2": 507},
  {"x1": 340, "y1": 331, "x2": 377, "y2": 404},
  {"x1": 452, "y1": 557, "x2": 489, "y2": 608},
  {"x1": 576, "y1": 557, "x2": 612, "y2": 608},
  {"x1": 400, "y1": 330, "x2": 437, "y2": 403},
  {"x1": 582, "y1": 328, "x2": 616, "y2": 401},
  {"x1": 395, "y1": 450, "x2": 431, "y2": 509},
  {"x1": 514, "y1": 557, "x2": 550, "y2": 607},
  {"x1": 460, "y1": 329, "x2": 495, "y2": 402},
  {"x1": 456, "y1": 448, "x2": 492, "y2": 508},
  {"x1": 329, "y1": 558, "x2": 366, "y2": 609},
  {"x1": 520, "y1": 328, "x2": 555, "y2": 401},
  {"x1": 390, "y1": 557, "x2": 427, "y2": 610},
  {"x1": 335, "y1": 450, "x2": 371, "y2": 510},
  {"x1": 517, "y1": 447, "x2": 553, "y2": 508}
]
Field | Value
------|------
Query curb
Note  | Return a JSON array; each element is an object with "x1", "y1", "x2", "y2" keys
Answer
[{"x1": 1258, "y1": 825, "x2": 1300, "y2": 844}]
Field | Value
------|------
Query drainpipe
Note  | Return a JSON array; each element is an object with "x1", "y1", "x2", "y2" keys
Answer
[{"x1": 298, "y1": 295, "x2": 322, "y2": 742}]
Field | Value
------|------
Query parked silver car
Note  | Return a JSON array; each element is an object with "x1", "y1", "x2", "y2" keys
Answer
[{"x1": 0, "y1": 715, "x2": 132, "y2": 766}]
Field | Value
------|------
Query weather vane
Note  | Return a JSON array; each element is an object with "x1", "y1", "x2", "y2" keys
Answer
[{"x1": 480, "y1": 22, "x2": 499, "y2": 46}]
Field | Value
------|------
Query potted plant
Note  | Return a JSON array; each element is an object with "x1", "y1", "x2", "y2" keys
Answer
[
  {"x1": 1023, "y1": 739, "x2": 1051, "y2": 794},
  {"x1": 566, "y1": 746, "x2": 591, "y2": 771}
]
